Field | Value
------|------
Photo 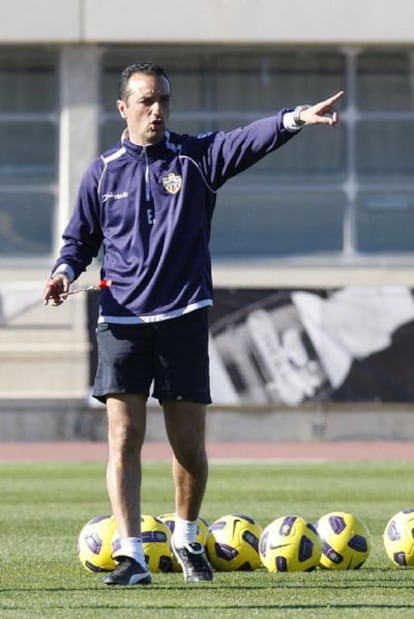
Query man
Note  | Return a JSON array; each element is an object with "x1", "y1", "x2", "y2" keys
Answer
[{"x1": 43, "y1": 62, "x2": 343, "y2": 586}]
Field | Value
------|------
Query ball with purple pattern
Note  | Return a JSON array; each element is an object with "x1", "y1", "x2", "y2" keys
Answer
[
  {"x1": 316, "y1": 511, "x2": 371, "y2": 570},
  {"x1": 259, "y1": 515, "x2": 322, "y2": 572},
  {"x1": 78, "y1": 514, "x2": 118, "y2": 573},
  {"x1": 384, "y1": 508, "x2": 414, "y2": 567},
  {"x1": 205, "y1": 513, "x2": 262, "y2": 571}
]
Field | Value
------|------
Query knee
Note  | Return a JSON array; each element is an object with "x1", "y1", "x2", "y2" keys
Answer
[
  {"x1": 173, "y1": 442, "x2": 208, "y2": 473},
  {"x1": 108, "y1": 419, "x2": 145, "y2": 460}
]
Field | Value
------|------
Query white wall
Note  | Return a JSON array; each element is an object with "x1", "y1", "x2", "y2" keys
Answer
[
  {"x1": 1, "y1": 0, "x2": 414, "y2": 44},
  {"x1": 0, "y1": 0, "x2": 81, "y2": 42}
]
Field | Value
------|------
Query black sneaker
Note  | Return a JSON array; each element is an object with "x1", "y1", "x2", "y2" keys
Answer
[
  {"x1": 171, "y1": 540, "x2": 213, "y2": 582},
  {"x1": 103, "y1": 557, "x2": 152, "y2": 586}
]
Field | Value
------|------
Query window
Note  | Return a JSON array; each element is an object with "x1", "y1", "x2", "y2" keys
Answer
[
  {"x1": 211, "y1": 186, "x2": 346, "y2": 256},
  {"x1": 0, "y1": 47, "x2": 58, "y2": 258},
  {"x1": 355, "y1": 49, "x2": 414, "y2": 254},
  {"x1": 357, "y1": 51, "x2": 414, "y2": 111},
  {"x1": 100, "y1": 46, "x2": 414, "y2": 260},
  {"x1": 357, "y1": 191, "x2": 414, "y2": 253}
]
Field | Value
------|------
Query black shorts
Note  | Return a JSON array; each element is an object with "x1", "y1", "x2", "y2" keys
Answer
[{"x1": 92, "y1": 308, "x2": 211, "y2": 404}]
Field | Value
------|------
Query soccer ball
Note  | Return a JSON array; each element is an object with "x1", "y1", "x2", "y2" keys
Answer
[
  {"x1": 383, "y1": 508, "x2": 414, "y2": 567},
  {"x1": 78, "y1": 514, "x2": 117, "y2": 573},
  {"x1": 158, "y1": 512, "x2": 209, "y2": 572},
  {"x1": 112, "y1": 514, "x2": 173, "y2": 573},
  {"x1": 141, "y1": 515, "x2": 174, "y2": 573},
  {"x1": 259, "y1": 515, "x2": 322, "y2": 572},
  {"x1": 205, "y1": 513, "x2": 262, "y2": 571},
  {"x1": 316, "y1": 511, "x2": 371, "y2": 570}
]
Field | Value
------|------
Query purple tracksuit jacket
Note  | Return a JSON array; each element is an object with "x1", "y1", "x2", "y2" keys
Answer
[{"x1": 52, "y1": 111, "x2": 297, "y2": 323}]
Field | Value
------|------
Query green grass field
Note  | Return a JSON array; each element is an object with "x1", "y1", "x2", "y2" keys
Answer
[{"x1": 1, "y1": 459, "x2": 414, "y2": 618}]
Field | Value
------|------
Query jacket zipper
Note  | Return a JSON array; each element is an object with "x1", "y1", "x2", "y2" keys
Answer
[
  {"x1": 143, "y1": 148, "x2": 156, "y2": 225},
  {"x1": 144, "y1": 148, "x2": 151, "y2": 202}
]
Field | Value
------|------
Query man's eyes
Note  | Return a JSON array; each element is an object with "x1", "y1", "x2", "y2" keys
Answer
[{"x1": 140, "y1": 97, "x2": 170, "y2": 106}]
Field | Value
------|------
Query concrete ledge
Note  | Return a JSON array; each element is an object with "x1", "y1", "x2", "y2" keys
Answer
[
  {"x1": 1, "y1": 399, "x2": 414, "y2": 442},
  {"x1": 206, "y1": 404, "x2": 414, "y2": 443},
  {"x1": 3, "y1": 1, "x2": 414, "y2": 44}
]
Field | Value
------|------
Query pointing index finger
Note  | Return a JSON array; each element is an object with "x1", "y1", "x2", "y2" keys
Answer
[{"x1": 325, "y1": 90, "x2": 345, "y2": 106}]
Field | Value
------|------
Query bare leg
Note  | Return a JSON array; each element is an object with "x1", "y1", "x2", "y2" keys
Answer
[
  {"x1": 106, "y1": 393, "x2": 147, "y2": 538},
  {"x1": 163, "y1": 400, "x2": 213, "y2": 581},
  {"x1": 163, "y1": 400, "x2": 208, "y2": 520}
]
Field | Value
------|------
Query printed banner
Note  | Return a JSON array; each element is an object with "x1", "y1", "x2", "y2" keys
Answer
[{"x1": 209, "y1": 287, "x2": 414, "y2": 405}]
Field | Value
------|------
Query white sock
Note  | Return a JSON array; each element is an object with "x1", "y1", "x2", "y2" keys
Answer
[
  {"x1": 173, "y1": 515, "x2": 198, "y2": 547},
  {"x1": 113, "y1": 536, "x2": 146, "y2": 566}
]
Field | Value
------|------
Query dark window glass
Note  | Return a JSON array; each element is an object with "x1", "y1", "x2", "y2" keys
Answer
[
  {"x1": 211, "y1": 187, "x2": 346, "y2": 256},
  {"x1": 0, "y1": 121, "x2": 57, "y2": 181},
  {"x1": 0, "y1": 191, "x2": 54, "y2": 256},
  {"x1": 357, "y1": 51, "x2": 414, "y2": 111},
  {"x1": 100, "y1": 46, "x2": 414, "y2": 258},
  {"x1": 356, "y1": 120, "x2": 414, "y2": 179},
  {"x1": 357, "y1": 191, "x2": 414, "y2": 253},
  {"x1": 0, "y1": 47, "x2": 58, "y2": 258},
  {"x1": 0, "y1": 48, "x2": 57, "y2": 113}
]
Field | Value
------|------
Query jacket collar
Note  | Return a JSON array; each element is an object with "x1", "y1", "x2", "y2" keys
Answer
[{"x1": 121, "y1": 129, "x2": 170, "y2": 157}]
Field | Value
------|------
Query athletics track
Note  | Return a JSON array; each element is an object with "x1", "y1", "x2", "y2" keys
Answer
[{"x1": 1, "y1": 441, "x2": 414, "y2": 462}]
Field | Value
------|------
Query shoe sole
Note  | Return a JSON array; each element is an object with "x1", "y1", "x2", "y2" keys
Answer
[
  {"x1": 184, "y1": 573, "x2": 213, "y2": 582},
  {"x1": 103, "y1": 573, "x2": 152, "y2": 586}
]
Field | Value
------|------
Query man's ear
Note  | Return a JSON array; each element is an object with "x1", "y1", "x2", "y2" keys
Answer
[{"x1": 117, "y1": 99, "x2": 127, "y2": 120}]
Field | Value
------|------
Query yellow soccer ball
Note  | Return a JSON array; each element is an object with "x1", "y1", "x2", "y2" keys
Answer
[
  {"x1": 259, "y1": 514, "x2": 322, "y2": 572},
  {"x1": 316, "y1": 511, "x2": 371, "y2": 570},
  {"x1": 78, "y1": 514, "x2": 117, "y2": 573},
  {"x1": 206, "y1": 513, "x2": 262, "y2": 571}
]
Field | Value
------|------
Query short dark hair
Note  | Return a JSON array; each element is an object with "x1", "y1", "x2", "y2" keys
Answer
[{"x1": 119, "y1": 62, "x2": 170, "y2": 101}]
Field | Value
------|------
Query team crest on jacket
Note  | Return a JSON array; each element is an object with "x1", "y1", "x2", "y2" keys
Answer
[{"x1": 161, "y1": 173, "x2": 182, "y2": 194}]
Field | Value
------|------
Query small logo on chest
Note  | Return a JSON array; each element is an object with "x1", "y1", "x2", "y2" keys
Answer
[
  {"x1": 161, "y1": 173, "x2": 182, "y2": 194},
  {"x1": 102, "y1": 191, "x2": 128, "y2": 203}
]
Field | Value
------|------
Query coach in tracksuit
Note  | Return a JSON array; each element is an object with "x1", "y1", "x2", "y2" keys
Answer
[{"x1": 43, "y1": 62, "x2": 343, "y2": 586}]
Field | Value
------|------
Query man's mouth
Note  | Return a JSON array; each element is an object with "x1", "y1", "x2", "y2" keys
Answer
[{"x1": 150, "y1": 119, "x2": 163, "y2": 129}]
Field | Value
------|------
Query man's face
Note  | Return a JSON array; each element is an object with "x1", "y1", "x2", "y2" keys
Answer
[{"x1": 117, "y1": 72, "x2": 171, "y2": 146}]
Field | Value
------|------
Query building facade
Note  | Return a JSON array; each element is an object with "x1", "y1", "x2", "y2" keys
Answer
[{"x1": 1, "y1": 0, "x2": 414, "y2": 436}]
